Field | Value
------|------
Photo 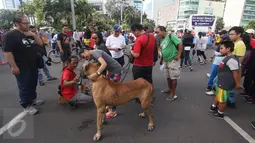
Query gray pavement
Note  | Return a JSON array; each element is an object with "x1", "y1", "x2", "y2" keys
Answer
[{"x1": 0, "y1": 49, "x2": 255, "y2": 143}]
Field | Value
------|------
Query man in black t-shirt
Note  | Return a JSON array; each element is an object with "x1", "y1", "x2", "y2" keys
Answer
[
  {"x1": 57, "y1": 24, "x2": 72, "y2": 69},
  {"x1": 3, "y1": 13, "x2": 44, "y2": 115}
]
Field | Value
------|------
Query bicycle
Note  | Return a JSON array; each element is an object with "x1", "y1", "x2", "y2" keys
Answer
[{"x1": 47, "y1": 49, "x2": 62, "y2": 64}]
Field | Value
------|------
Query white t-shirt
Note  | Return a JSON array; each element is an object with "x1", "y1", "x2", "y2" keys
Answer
[
  {"x1": 106, "y1": 35, "x2": 126, "y2": 58},
  {"x1": 73, "y1": 31, "x2": 80, "y2": 41},
  {"x1": 201, "y1": 36, "x2": 208, "y2": 51}
]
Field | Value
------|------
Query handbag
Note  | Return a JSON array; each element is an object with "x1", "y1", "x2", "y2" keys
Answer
[{"x1": 129, "y1": 34, "x2": 150, "y2": 64}]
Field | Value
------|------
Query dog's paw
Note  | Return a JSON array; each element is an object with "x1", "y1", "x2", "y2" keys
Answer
[
  {"x1": 93, "y1": 133, "x2": 101, "y2": 141},
  {"x1": 139, "y1": 112, "x2": 146, "y2": 118},
  {"x1": 148, "y1": 124, "x2": 154, "y2": 131}
]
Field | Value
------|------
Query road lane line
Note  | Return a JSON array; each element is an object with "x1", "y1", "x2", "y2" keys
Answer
[
  {"x1": 0, "y1": 111, "x2": 28, "y2": 136},
  {"x1": 224, "y1": 116, "x2": 255, "y2": 143}
]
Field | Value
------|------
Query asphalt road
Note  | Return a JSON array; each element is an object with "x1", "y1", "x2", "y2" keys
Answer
[{"x1": 0, "y1": 49, "x2": 255, "y2": 143}]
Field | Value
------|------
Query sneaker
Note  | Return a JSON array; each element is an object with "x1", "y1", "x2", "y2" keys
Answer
[
  {"x1": 227, "y1": 102, "x2": 236, "y2": 108},
  {"x1": 68, "y1": 101, "x2": 76, "y2": 108},
  {"x1": 214, "y1": 112, "x2": 224, "y2": 119},
  {"x1": 184, "y1": 65, "x2": 187, "y2": 67},
  {"x1": 206, "y1": 90, "x2": 215, "y2": 96},
  {"x1": 189, "y1": 67, "x2": 193, "y2": 71},
  {"x1": 39, "y1": 81, "x2": 45, "y2": 86},
  {"x1": 207, "y1": 73, "x2": 210, "y2": 78},
  {"x1": 206, "y1": 86, "x2": 212, "y2": 91},
  {"x1": 251, "y1": 121, "x2": 255, "y2": 130},
  {"x1": 209, "y1": 105, "x2": 218, "y2": 113},
  {"x1": 0, "y1": 62, "x2": 6, "y2": 65},
  {"x1": 239, "y1": 92, "x2": 249, "y2": 96},
  {"x1": 106, "y1": 111, "x2": 117, "y2": 119},
  {"x1": 47, "y1": 77, "x2": 57, "y2": 81},
  {"x1": 243, "y1": 96, "x2": 255, "y2": 104},
  {"x1": 166, "y1": 95, "x2": 177, "y2": 101},
  {"x1": 24, "y1": 106, "x2": 38, "y2": 115},
  {"x1": 32, "y1": 100, "x2": 44, "y2": 106}
]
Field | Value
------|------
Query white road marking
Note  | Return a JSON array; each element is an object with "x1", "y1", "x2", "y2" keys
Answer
[
  {"x1": 0, "y1": 111, "x2": 28, "y2": 136},
  {"x1": 224, "y1": 116, "x2": 255, "y2": 143}
]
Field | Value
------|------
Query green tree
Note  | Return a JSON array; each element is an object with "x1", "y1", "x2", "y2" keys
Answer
[
  {"x1": 216, "y1": 17, "x2": 225, "y2": 31},
  {"x1": 244, "y1": 20, "x2": 255, "y2": 31},
  {"x1": 0, "y1": 9, "x2": 16, "y2": 28},
  {"x1": 20, "y1": 0, "x2": 44, "y2": 25},
  {"x1": 44, "y1": 0, "x2": 94, "y2": 30}
]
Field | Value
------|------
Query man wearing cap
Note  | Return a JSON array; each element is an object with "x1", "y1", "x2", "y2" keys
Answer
[
  {"x1": 246, "y1": 29, "x2": 255, "y2": 49},
  {"x1": 106, "y1": 25, "x2": 126, "y2": 66}
]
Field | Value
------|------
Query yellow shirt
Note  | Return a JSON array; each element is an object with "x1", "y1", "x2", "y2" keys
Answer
[
  {"x1": 216, "y1": 35, "x2": 221, "y2": 43},
  {"x1": 233, "y1": 40, "x2": 246, "y2": 57}
]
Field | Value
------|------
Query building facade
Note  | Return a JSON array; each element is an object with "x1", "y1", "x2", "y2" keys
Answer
[
  {"x1": 88, "y1": 0, "x2": 106, "y2": 14},
  {"x1": 197, "y1": 0, "x2": 225, "y2": 17},
  {"x1": 2, "y1": 0, "x2": 22, "y2": 9},
  {"x1": 223, "y1": 0, "x2": 254, "y2": 27},
  {"x1": 241, "y1": 0, "x2": 255, "y2": 26},
  {"x1": 158, "y1": 1, "x2": 179, "y2": 29}
]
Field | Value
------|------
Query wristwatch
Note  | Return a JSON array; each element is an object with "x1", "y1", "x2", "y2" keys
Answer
[{"x1": 96, "y1": 71, "x2": 101, "y2": 76}]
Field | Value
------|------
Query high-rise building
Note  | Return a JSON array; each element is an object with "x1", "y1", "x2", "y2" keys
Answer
[
  {"x1": 198, "y1": 0, "x2": 225, "y2": 17},
  {"x1": 2, "y1": 0, "x2": 22, "y2": 9},
  {"x1": 224, "y1": 0, "x2": 255, "y2": 27},
  {"x1": 241, "y1": 0, "x2": 255, "y2": 26},
  {"x1": 176, "y1": 0, "x2": 199, "y2": 30},
  {"x1": 88, "y1": 0, "x2": 106, "y2": 14},
  {"x1": 157, "y1": 0, "x2": 179, "y2": 29}
]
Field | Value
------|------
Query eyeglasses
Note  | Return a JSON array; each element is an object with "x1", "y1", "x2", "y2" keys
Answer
[{"x1": 20, "y1": 22, "x2": 30, "y2": 25}]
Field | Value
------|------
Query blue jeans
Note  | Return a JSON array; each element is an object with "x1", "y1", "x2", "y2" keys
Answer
[
  {"x1": 15, "y1": 68, "x2": 38, "y2": 108},
  {"x1": 38, "y1": 56, "x2": 52, "y2": 82},
  {"x1": 208, "y1": 64, "x2": 219, "y2": 87},
  {"x1": 38, "y1": 66, "x2": 52, "y2": 82},
  {"x1": 228, "y1": 89, "x2": 236, "y2": 103}
]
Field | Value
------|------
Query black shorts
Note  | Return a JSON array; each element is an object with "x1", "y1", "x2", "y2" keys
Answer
[
  {"x1": 132, "y1": 65, "x2": 153, "y2": 84},
  {"x1": 114, "y1": 56, "x2": 125, "y2": 67},
  {"x1": 61, "y1": 49, "x2": 71, "y2": 62}
]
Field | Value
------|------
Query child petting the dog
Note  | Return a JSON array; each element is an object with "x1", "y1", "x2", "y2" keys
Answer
[
  {"x1": 60, "y1": 55, "x2": 92, "y2": 108},
  {"x1": 80, "y1": 49, "x2": 122, "y2": 118},
  {"x1": 209, "y1": 41, "x2": 241, "y2": 119}
]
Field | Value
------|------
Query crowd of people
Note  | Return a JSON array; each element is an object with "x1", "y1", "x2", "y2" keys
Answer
[{"x1": 0, "y1": 12, "x2": 255, "y2": 127}]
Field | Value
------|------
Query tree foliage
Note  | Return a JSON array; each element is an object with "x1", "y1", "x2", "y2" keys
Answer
[
  {"x1": 105, "y1": 0, "x2": 155, "y2": 30},
  {"x1": 244, "y1": 20, "x2": 255, "y2": 31},
  {"x1": 0, "y1": 9, "x2": 16, "y2": 28},
  {"x1": 216, "y1": 17, "x2": 225, "y2": 31}
]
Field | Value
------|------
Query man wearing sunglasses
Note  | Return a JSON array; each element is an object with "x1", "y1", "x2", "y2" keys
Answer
[{"x1": 3, "y1": 13, "x2": 44, "y2": 115}]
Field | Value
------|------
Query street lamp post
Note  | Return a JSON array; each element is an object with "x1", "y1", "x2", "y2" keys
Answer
[
  {"x1": 140, "y1": 0, "x2": 144, "y2": 24},
  {"x1": 70, "y1": 0, "x2": 76, "y2": 30}
]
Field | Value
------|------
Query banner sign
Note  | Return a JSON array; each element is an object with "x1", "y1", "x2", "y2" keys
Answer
[{"x1": 192, "y1": 16, "x2": 216, "y2": 27}]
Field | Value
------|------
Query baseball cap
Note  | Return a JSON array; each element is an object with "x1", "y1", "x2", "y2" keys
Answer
[
  {"x1": 113, "y1": 25, "x2": 121, "y2": 31},
  {"x1": 246, "y1": 29, "x2": 255, "y2": 34}
]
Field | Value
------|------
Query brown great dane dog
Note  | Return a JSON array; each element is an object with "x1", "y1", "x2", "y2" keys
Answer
[{"x1": 82, "y1": 62, "x2": 154, "y2": 141}]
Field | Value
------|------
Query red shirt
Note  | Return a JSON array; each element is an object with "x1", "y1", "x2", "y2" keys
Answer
[
  {"x1": 61, "y1": 67, "x2": 78, "y2": 100},
  {"x1": 90, "y1": 33, "x2": 95, "y2": 48},
  {"x1": 250, "y1": 38, "x2": 255, "y2": 49},
  {"x1": 133, "y1": 33, "x2": 155, "y2": 66}
]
